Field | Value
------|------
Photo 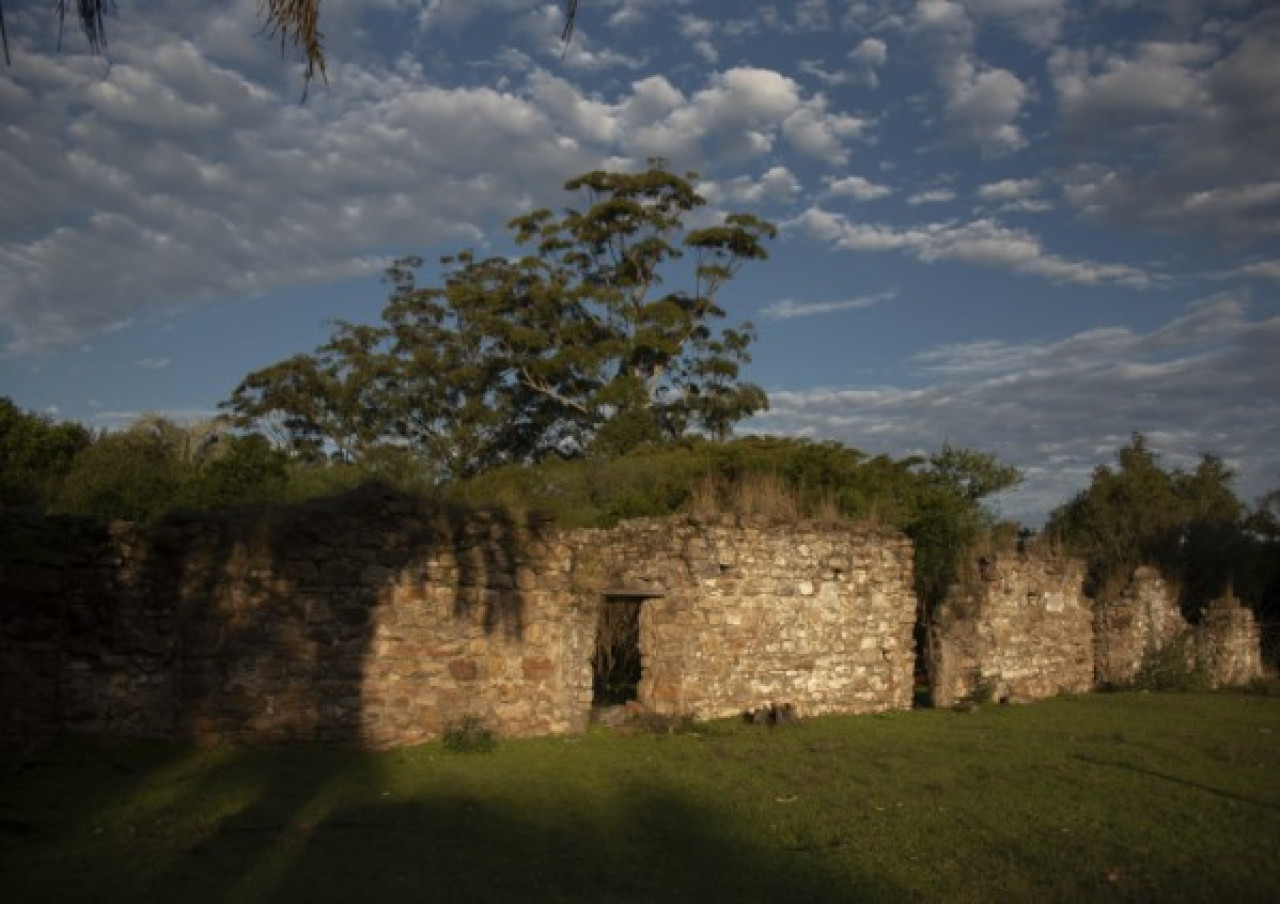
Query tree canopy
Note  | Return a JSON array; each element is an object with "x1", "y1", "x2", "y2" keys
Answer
[
  {"x1": 224, "y1": 160, "x2": 775, "y2": 481},
  {"x1": 1046, "y1": 433, "x2": 1266, "y2": 610}
]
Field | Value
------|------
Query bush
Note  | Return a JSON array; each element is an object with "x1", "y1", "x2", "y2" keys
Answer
[{"x1": 1132, "y1": 633, "x2": 1208, "y2": 692}]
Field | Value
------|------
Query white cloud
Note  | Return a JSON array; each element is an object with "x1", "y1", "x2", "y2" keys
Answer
[
  {"x1": 517, "y1": 4, "x2": 647, "y2": 70},
  {"x1": 798, "y1": 60, "x2": 854, "y2": 88},
  {"x1": 1230, "y1": 261, "x2": 1280, "y2": 283},
  {"x1": 907, "y1": 188, "x2": 957, "y2": 205},
  {"x1": 849, "y1": 36, "x2": 888, "y2": 68},
  {"x1": 941, "y1": 59, "x2": 1030, "y2": 154},
  {"x1": 677, "y1": 14, "x2": 719, "y2": 63},
  {"x1": 826, "y1": 175, "x2": 893, "y2": 201},
  {"x1": 634, "y1": 68, "x2": 870, "y2": 165},
  {"x1": 795, "y1": 0, "x2": 833, "y2": 32},
  {"x1": 848, "y1": 37, "x2": 889, "y2": 87},
  {"x1": 909, "y1": 0, "x2": 1031, "y2": 154},
  {"x1": 976, "y1": 177, "x2": 1051, "y2": 212},
  {"x1": 788, "y1": 208, "x2": 1156, "y2": 287},
  {"x1": 1049, "y1": 7, "x2": 1280, "y2": 243},
  {"x1": 782, "y1": 101, "x2": 872, "y2": 165},
  {"x1": 707, "y1": 166, "x2": 802, "y2": 205},
  {"x1": 761, "y1": 289, "x2": 896, "y2": 320},
  {"x1": 976, "y1": 178, "x2": 1040, "y2": 201},
  {"x1": 966, "y1": 0, "x2": 1067, "y2": 48},
  {"x1": 752, "y1": 294, "x2": 1280, "y2": 522},
  {"x1": 136, "y1": 358, "x2": 173, "y2": 370},
  {"x1": 1, "y1": 10, "x2": 877, "y2": 354}
]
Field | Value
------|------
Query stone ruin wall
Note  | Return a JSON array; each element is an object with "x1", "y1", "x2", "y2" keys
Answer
[
  {"x1": 929, "y1": 552, "x2": 1094, "y2": 707},
  {"x1": 3, "y1": 493, "x2": 1268, "y2": 751},
  {"x1": 1197, "y1": 595, "x2": 1265, "y2": 687},
  {"x1": 1095, "y1": 566, "x2": 1264, "y2": 689},
  {"x1": 1093, "y1": 566, "x2": 1191, "y2": 686},
  {"x1": 932, "y1": 557, "x2": 1266, "y2": 705},
  {"x1": 0, "y1": 491, "x2": 917, "y2": 749},
  {"x1": 0, "y1": 495, "x2": 598, "y2": 749},
  {"x1": 567, "y1": 517, "x2": 917, "y2": 721}
]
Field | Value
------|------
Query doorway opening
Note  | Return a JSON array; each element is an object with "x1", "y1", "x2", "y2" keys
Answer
[{"x1": 592, "y1": 596, "x2": 644, "y2": 707}]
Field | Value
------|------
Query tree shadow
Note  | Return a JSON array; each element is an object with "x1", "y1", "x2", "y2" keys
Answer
[
  {"x1": 140, "y1": 769, "x2": 895, "y2": 903},
  {"x1": 1072, "y1": 753, "x2": 1280, "y2": 812},
  {"x1": 149, "y1": 481, "x2": 543, "y2": 745},
  {"x1": 2, "y1": 480, "x2": 549, "y2": 750}
]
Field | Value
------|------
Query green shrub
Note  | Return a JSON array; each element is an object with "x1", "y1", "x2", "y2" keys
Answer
[{"x1": 1132, "y1": 633, "x2": 1208, "y2": 692}]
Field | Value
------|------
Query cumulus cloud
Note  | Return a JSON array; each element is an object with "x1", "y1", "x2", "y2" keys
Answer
[
  {"x1": 705, "y1": 166, "x2": 802, "y2": 205},
  {"x1": 751, "y1": 294, "x2": 1280, "y2": 521},
  {"x1": 787, "y1": 208, "x2": 1155, "y2": 287},
  {"x1": 966, "y1": 0, "x2": 1067, "y2": 48},
  {"x1": 677, "y1": 14, "x2": 719, "y2": 63},
  {"x1": 848, "y1": 37, "x2": 889, "y2": 87},
  {"x1": 628, "y1": 68, "x2": 870, "y2": 165},
  {"x1": 0, "y1": 6, "x2": 865, "y2": 354},
  {"x1": 977, "y1": 178, "x2": 1040, "y2": 202},
  {"x1": 825, "y1": 175, "x2": 893, "y2": 201},
  {"x1": 908, "y1": 188, "x2": 958, "y2": 205},
  {"x1": 910, "y1": 0, "x2": 1032, "y2": 154},
  {"x1": 1050, "y1": 6, "x2": 1280, "y2": 243},
  {"x1": 940, "y1": 58, "x2": 1030, "y2": 154},
  {"x1": 976, "y1": 177, "x2": 1051, "y2": 212}
]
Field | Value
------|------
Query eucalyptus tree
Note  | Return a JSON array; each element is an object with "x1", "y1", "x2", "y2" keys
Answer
[{"x1": 224, "y1": 160, "x2": 775, "y2": 481}]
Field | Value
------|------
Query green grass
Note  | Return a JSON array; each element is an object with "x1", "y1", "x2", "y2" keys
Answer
[{"x1": 3, "y1": 693, "x2": 1278, "y2": 902}]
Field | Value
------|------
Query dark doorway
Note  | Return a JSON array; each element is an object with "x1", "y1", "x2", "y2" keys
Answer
[
  {"x1": 593, "y1": 597, "x2": 643, "y2": 706},
  {"x1": 912, "y1": 604, "x2": 934, "y2": 708}
]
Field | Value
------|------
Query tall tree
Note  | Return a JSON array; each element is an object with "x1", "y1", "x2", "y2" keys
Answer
[
  {"x1": 1047, "y1": 433, "x2": 1256, "y2": 611},
  {"x1": 225, "y1": 160, "x2": 775, "y2": 480}
]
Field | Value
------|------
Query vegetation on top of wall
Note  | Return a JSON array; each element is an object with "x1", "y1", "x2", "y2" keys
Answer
[
  {"x1": 1047, "y1": 433, "x2": 1280, "y2": 663},
  {"x1": 0, "y1": 398, "x2": 90, "y2": 511},
  {"x1": 1, "y1": 397, "x2": 1018, "y2": 624}
]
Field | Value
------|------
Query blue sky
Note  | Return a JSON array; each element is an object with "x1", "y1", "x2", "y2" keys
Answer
[{"x1": 1, "y1": 0, "x2": 1278, "y2": 522}]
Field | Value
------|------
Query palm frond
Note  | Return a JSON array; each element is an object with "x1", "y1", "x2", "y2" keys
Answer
[
  {"x1": 1, "y1": 2, "x2": 11, "y2": 66},
  {"x1": 260, "y1": 0, "x2": 326, "y2": 96},
  {"x1": 58, "y1": 0, "x2": 112, "y2": 54},
  {"x1": 562, "y1": 0, "x2": 579, "y2": 43}
]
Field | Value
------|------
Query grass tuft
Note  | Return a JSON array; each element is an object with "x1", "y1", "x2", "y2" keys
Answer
[{"x1": 440, "y1": 715, "x2": 497, "y2": 754}]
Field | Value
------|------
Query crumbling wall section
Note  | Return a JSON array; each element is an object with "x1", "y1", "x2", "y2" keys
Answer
[
  {"x1": 1197, "y1": 594, "x2": 1265, "y2": 688},
  {"x1": 930, "y1": 552, "x2": 1094, "y2": 707},
  {"x1": 1093, "y1": 566, "x2": 1187, "y2": 687},
  {"x1": 1093, "y1": 567, "x2": 1265, "y2": 689}
]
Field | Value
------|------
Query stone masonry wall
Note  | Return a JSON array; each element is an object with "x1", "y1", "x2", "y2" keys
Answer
[
  {"x1": 1197, "y1": 595, "x2": 1265, "y2": 688},
  {"x1": 1094, "y1": 567, "x2": 1264, "y2": 688},
  {"x1": 1, "y1": 489, "x2": 918, "y2": 749},
  {"x1": 929, "y1": 552, "x2": 1094, "y2": 707},
  {"x1": 1093, "y1": 566, "x2": 1190, "y2": 687},
  {"x1": 1, "y1": 491, "x2": 597, "y2": 749},
  {"x1": 566, "y1": 516, "x2": 918, "y2": 720}
]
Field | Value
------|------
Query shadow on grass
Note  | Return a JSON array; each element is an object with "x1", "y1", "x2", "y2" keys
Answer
[
  {"x1": 135, "y1": 770, "x2": 893, "y2": 903},
  {"x1": 1073, "y1": 753, "x2": 1280, "y2": 812}
]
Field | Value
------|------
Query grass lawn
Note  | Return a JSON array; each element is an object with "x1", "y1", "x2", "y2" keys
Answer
[{"x1": 2, "y1": 692, "x2": 1278, "y2": 902}]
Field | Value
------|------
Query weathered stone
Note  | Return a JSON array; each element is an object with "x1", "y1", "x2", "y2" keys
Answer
[
  {"x1": 4, "y1": 502, "x2": 1262, "y2": 752},
  {"x1": 930, "y1": 552, "x2": 1094, "y2": 707}
]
